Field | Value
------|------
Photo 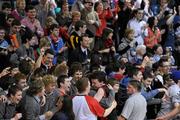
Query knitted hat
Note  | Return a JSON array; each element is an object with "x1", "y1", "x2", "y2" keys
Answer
[{"x1": 171, "y1": 70, "x2": 180, "y2": 82}]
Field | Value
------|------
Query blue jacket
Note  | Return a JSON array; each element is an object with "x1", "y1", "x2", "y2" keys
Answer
[{"x1": 48, "y1": 36, "x2": 64, "y2": 64}]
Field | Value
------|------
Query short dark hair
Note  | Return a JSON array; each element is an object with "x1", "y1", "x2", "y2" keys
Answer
[
  {"x1": 21, "y1": 27, "x2": 34, "y2": 44},
  {"x1": 130, "y1": 68, "x2": 141, "y2": 78},
  {"x1": 129, "y1": 80, "x2": 142, "y2": 92},
  {"x1": 11, "y1": 19, "x2": 21, "y2": 27},
  {"x1": 2, "y1": 2, "x2": 11, "y2": 10},
  {"x1": 147, "y1": 16, "x2": 156, "y2": 29},
  {"x1": 14, "y1": 73, "x2": 27, "y2": 84},
  {"x1": 75, "y1": 20, "x2": 86, "y2": 31},
  {"x1": 90, "y1": 71, "x2": 106, "y2": 83},
  {"x1": 44, "y1": 49, "x2": 55, "y2": 56},
  {"x1": 19, "y1": 59, "x2": 33, "y2": 75},
  {"x1": 76, "y1": 77, "x2": 89, "y2": 93},
  {"x1": 107, "y1": 77, "x2": 119, "y2": 87},
  {"x1": 69, "y1": 62, "x2": 82, "y2": 76},
  {"x1": 27, "y1": 78, "x2": 44, "y2": 96},
  {"x1": 57, "y1": 75, "x2": 69, "y2": 88},
  {"x1": 49, "y1": 24, "x2": 59, "y2": 32},
  {"x1": 158, "y1": 56, "x2": 169, "y2": 67},
  {"x1": 79, "y1": 33, "x2": 89, "y2": 42},
  {"x1": 25, "y1": 5, "x2": 35, "y2": 12},
  {"x1": 143, "y1": 71, "x2": 153, "y2": 80},
  {"x1": 7, "y1": 85, "x2": 22, "y2": 97}
]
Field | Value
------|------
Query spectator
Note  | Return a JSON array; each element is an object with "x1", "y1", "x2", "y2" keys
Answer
[
  {"x1": 118, "y1": 80, "x2": 147, "y2": 120},
  {"x1": 118, "y1": 28, "x2": 137, "y2": 62},
  {"x1": 144, "y1": 16, "x2": 161, "y2": 52},
  {"x1": 0, "y1": 85, "x2": 22, "y2": 120},
  {"x1": 41, "y1": 75, "x2": 60, "y2": 114},
  {"x1": 127, "y1": 8, "x2": 146, "y2": 45},
  {"x1": 48, "y1": 24, "x2": 68, "y2": 64},
  {"x1": 57, "y1": 75, "x2": 71, "y2": 96},
  {"x1": 0, "y1": 26, "x2": 10, "y2": 71},
  {"x1": 68, "y1": 20, "x2": 87, "y2": 51},
  {"x1": 56, "y1": 0, "x2": 71, "y2": 28},
  {"x1": 21, "y1": 5, "x2": 44, "y2": 37},
  {"x1": 156, "y1": 70, "x2": 180, "y2": 120},
  {"x1": 21, "y1": 78, "x2": 59, "y2": 120},
  {"x1": 152, "y1": 44, "x2": 163, "y2": 63},
  {"x1": 10, "y1": 27, "x2": 35, "y2": 66},
  {"x1": 51, "y1": 95, "x2": 75, "y2": 120},
  {"x1": 53, "y1": 63, "x2": 69, "y2": 77},
  {"x1": 73, "y1": 77, "x2": 117, "y2": 120},
  {"x1": 0, "y1": 2, "x2": 12, "y2": 27},
  {"x1": 35, "y1": 49, "x2": 55, "y2": 74},
  {"x1": 68, "y1": 34, "x2": 91, "y2": 67},
  {"x1": 68, "y1": 11, "x2": 81, "y2": 34},
  {"x1": 14, "y1": 73, "x2": 28, "y2": 90},
  {"x1": 94, "y1": 27, "x2": 116, "y2": 66},
  {"x1": 81, "y1": 0, "x2": 100, "y2": 49},
  {"x1": 11, "y1": 0, "x2": 26, "y2": 21},
  {"x1": 69, "y1": 62, "x2": 83, "y2": 96},
  {"x1": 35, "y1": 0, "x2": 57, "y2": 28}
]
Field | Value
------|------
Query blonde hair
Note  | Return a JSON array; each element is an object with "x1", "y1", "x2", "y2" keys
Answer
[
  {"x1": 124, "y1": 28, "x2": 134, "y2": 38},
  {"x1": 42, "y1": 75, "x2": 56, "y2": 87},
  {"x1": 39, "y1": 36, "x2": 50, "y2": 48},
  {"x1": 72, "y1": 11, "x2": 81, "y2": 18},
  {"x1": 53, "y1": 63, "x2": 68, "y2": 77},
  {"x1": 45, "y1": 16, "x2": 58, "y2": 27},
  {"x1": 16, "y1": 0, "x2": 25, "y2": 7}
]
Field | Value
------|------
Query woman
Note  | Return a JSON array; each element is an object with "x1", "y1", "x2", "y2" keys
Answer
[
  {"x1": 51, "y1": 95, "x2": 75, "y2": 120},
  {"x1": 94, "y1": 27, "x2": 116, "y2": 66},
  {"x1": 56, "y1": 0, "x2": 71, "y2": 27},
  {"x1": 11, "y1": 0, "x2": 26, "y2": 21},
  {"x1": 144, "y1": 16, "x2": 161, "y2": 53},
  {"x1": 118, "y1": 28, "x2": 137, "y2": 62},
  {"x1": 94, "y1": 1, "x2": 113, "y2": 38}
]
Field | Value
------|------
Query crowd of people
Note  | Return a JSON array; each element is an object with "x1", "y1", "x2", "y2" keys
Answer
[{"x1": 0, "y1": 0, "x2": 180, "y2": 120}]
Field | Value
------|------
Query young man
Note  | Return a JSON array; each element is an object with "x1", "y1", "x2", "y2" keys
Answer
[
  {"x1": 118, "y1": 80, "x2": 147, "y2": 120},
  {"x1": 21, "y1": 5, "x2": 44, "y2": 52},
  {"x1": 21, "y1": 5, "x2": 44, "y2": 37},
  {"x1": 0, "y1": 85, "x2": 22, "y2": 120},
  {"x1": 57, "y1": 75, "x2": 71, "y2": 96},
  {"x1": 48, "y1": 24, "x2": 67, "y2": 64},
  {"x1": 68, "y1": 20, "x2": 87, "y2": 51},
  {"x1": 41, "y1": 75, "x2": 60, "y2": 114},
  {"x1": 127, "y1": 8, "x2": 146, "y2": 45},
  {"x1": 69, "y1": 62, "x2": 83, "y2": 96},
  {"x1": 153, "y1": 56, "x2": 171, "y2": 89},
  {"x1": 9, "y1": 26, "x2": 35, "y2": 66},
  {"x1": 90, "y1": 71, "x2": 115, "y2": 108},
  {"x1": 35, "y1": 49, "x2": 55, "y2": 74},
  {"x1": 0, "y1": 26, "x2": 10, "y2": 71},
  {"x1": 156, "y1": 70, "x2": 180, "y2": 120},
  {"x1": 0, "y1": 2, "x2": 12, "y2": 27},
  {"x1": 73, "y1": 77, "x2": 117, "y2": 120},
  {"x1": 9, "y1": 19, "x2": 22, "y2": 49},
  {"x1": 68, "y1": 34, "x2": 91, "y2": 66},
  {"x1": 14, "y1": 73, "x2": 28, "y2": 91},
  {"x1": 21, "y1": 78, "x2": 61, "y2": 120}
]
